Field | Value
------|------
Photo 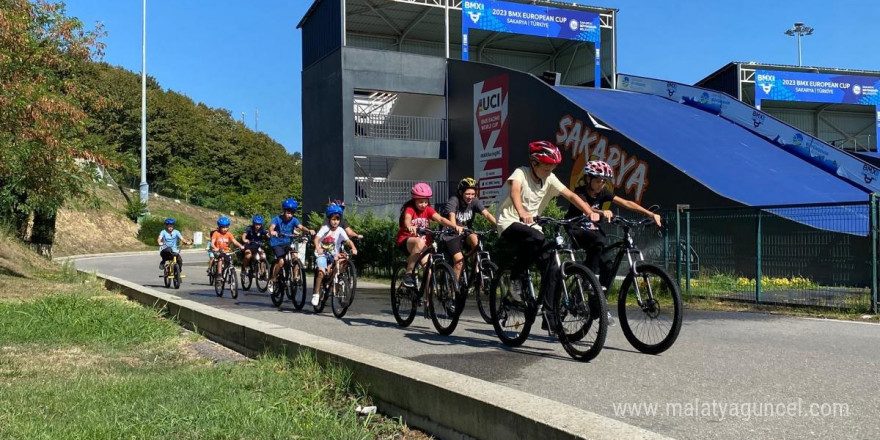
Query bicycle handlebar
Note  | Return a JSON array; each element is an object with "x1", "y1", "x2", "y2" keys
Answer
[
  {"x1": 534, "y1": 215, "x2": 592, "y2": 227},
  {"x1": 416, "y1": 227, "x2": 458, "y2": 237},
  {"x1": 611, "y1": 216, "x2": 655, "y2": 228},
  {"x1": 462, "y1": 227, "x2": 496, "y2": 237}
]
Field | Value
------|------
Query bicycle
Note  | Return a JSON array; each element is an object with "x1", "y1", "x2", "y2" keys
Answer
[
  {"x1": 456, "y1": 228, "x2": 499, "y2": 324},
  {"x1": 213, "y1": 248, "x2": 242, "y2": 299},
  {"x1": 595, "y1": 213, "x2": 683, "y2": 354},
  {"x1": 161, "y1": 252, "x2": 184, "y2": 289},
  {"x1": 389, "y1": 228, "x2": 461, "y2": 336},
  {"x1": 270, "y1": 234, "x2": 309, "y2": 309},
  {"x1": 240, "y1": 245, "x2": 270, "y2": 293},
  {"x1": 489, "y1": 216, "x2": 608, "y2": 362},
  {"x1": 312, "y1": 253, "x2": 357, "y2": 318}
]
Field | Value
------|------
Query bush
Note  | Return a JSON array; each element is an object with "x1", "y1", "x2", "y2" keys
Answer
[{"x1": 124, "y1": 199, "x2": 147, "y2": 221}]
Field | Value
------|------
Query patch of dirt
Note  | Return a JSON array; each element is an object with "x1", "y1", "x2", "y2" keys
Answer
[
  {"x1": 177, "y1": 337, "x2": 248, "y2": 364},
  {"x1": 0, "y1": 233, "x2": 58, "y2": 278}
]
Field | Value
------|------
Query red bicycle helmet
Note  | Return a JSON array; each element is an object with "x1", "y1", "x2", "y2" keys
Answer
[
  {"x1": 410, "y1": 182, "x2": 433, "y2": 199},
  {"x1": 584, "y1": 160, "x2": 614, "y2": 180},
  {"x1": 528, "y1": 141, "x2": 562, "y2": 164}
]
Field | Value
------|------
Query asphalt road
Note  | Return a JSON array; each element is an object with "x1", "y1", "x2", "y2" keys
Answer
[{"x1": 75, "y1": 251, "x2": 880, "y2": 440}]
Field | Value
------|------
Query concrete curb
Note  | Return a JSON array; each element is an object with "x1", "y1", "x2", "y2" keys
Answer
[{"x1": 88, "y1": 269, "x2": 672, "y2": 440}]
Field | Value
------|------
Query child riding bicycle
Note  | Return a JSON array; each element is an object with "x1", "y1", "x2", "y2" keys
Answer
[
  {"x1": 444, "y1": 177, "x2": 497, "y2": 283},
  {"x1": 211, "y1": 216, "x2": 244, "y2": 286},
  {"x1": 268, "y1": 198, "x2": 315, "y2": 292},
  {"x1": 158, "y1": 218, "x2": 191, "y2": 270},
  {"x1": 312, "y1": 205, "x2": 359, "y2": 306},
  {"x1": 396, "y1": 182, "x2": 461, "y2": 288},
  {"x1": 495, "y1": 141, "x2": 600, "y2": 329},
  {"x1": 241, "y1": 215, "x2": 270, "y2": 280},
  {"x1": 323, "y1": 200, "x2": 363, "y2": 240}
]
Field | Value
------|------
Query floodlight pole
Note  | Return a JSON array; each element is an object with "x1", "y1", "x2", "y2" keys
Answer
[
  {"x1": 784, "y1": 22, "x2": 813, "y2": 67},
  {"x1": 139, "y1": 0, "x2": 149, "y2": 208}
]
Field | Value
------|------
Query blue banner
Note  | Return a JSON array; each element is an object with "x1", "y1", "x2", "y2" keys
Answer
[
  {"x1": 462, "y1": 0, "x2": 601, "y2": 87},
  {"x1": 755, "y1": 70, "x2": 880, "y2": 106}
]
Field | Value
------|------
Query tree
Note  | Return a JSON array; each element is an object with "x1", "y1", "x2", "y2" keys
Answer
[{"x1": 0, "y1": 0, "x2": 106, "y2": 243}]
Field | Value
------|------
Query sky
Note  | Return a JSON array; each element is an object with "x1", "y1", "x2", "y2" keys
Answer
[{"x1": 64, "y1": 0, "x2": 880, "y2": 155}]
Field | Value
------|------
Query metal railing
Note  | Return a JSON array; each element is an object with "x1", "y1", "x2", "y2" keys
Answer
[
  {"x1": 354, "y1": 113, "x2": 446, "y2": 141},
  {"x1": 670, "y1": 201, "x2": 876, "y2": 312},
  {"x1": 355, "y1": 179, "x2": 448, "y2": 207}
]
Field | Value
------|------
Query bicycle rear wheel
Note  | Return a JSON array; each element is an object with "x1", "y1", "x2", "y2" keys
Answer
[
  {"x1": 214, "y1": 267, "x2": 224, "y2": 297},
  {"x1": 172, "y1": 263, "x2": 181, "y2": 289},
  {"x1": 270, "y1": 265, "x2": 287, "y2": 307},
  {"x1": 555, "y1": 263, "x2": 607, "y2": 362},
  {"x1": 229, "y1": 270, "x2": 239, "y2": 299},
  {"x1": 291, "y1": 260, "x2": 307, "y2": 310},
  {"x1": 475, "y1": 261, "x2": 498, "y2": 324},
  {"x1": 256, "y1": 260, "x2": 269, "y2": 292},
  {"x1": 428, "y1": 261, "x2": 460, "y2": 336},
  {"x1": 390, "y1": 264, "x2": 417, "y2": 327},
  {"x1": 241, "y1": 261, "x2": 253, "y2": 291},
  {"x1": 332, "y1": 263, "x2": 356, "y2": 318},
  {"x1": 618, "y1": 263, "x2": 682, "y2": 354},
  {"x1": 489, "y1": 269, "x2": 535, "y2": 347}
]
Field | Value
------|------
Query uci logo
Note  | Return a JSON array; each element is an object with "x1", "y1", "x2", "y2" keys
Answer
[
  {"x1": 666, "y1": 82, "x2": 677, "y2": 97},
  {"x1": 752, "y1": 110, "x2": 765, "y2": 128},
  {"x1": 477, "y1": 88, "x2": 502, "y2": 114}
]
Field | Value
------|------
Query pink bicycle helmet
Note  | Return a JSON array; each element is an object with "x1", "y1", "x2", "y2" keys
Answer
[
  {"x1": 410, "y1": 182, "x2": 433, "y2": 199},
  {"x1": 584, "y1": 160, "x2": 614, "y2": 180},
  {"x1": 529, "y1": 141, "x2": 562, "y2": 164}
]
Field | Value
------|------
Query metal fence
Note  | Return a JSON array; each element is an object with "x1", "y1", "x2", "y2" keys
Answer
[
  {"x1": 353, "y1": 113, "x2": 446, "y2": 141},
  {"x1": 355, "y1": 179, "x2": 448, "y2": 208},
  {"x1": 663, "y1": 201, "x2": 877, "y2": 312}
]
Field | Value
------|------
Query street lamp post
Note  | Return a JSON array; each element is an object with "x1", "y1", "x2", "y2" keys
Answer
[
  {"x1": 784, "y1": 22, "x2": 814, "y2": 67},
  {"x1": 139, "y1": 0, "x2": 150, "y2": 211}
]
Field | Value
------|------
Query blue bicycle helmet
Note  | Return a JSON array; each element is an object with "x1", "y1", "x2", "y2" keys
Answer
[
  {"x1": 164, "y1": 218, "x2": 176, "y2": 225},
  {"x1": 217, "y1": 217, "x2": 231, "y2": 227},
  {"x1": 252, "y1": 215, "x2": 264, "y2": 225},
  {"x1": 282, "y1": 198, "x2": 298, "y2": 211},
  {"x1": 326, "y1": 205, "x2": 344, "y2": 218}
]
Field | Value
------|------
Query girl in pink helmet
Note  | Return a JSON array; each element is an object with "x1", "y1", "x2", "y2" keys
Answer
[{"x1": 396, "y1": 182, "x2": 462, "y2": 288}]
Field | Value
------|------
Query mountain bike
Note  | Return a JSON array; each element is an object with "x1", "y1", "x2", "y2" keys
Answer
[
  {"x1": 161, "y1": 252, "x2": 183, "y2": 289},
  {"x1": 312, "y1": 253, "x2": 357, "y2": 318},
  {"x1": 213, "y1": 248, "x2": 242, "y2": 299},
  {"x1": 390, "y1": 228, "x2": 461, "y2": 336},
  {"x1": 270, "y1": 234, "x2": 309, "y2": 309},
  {"x1": 597, "y1": 213, "x2": 683, "y2": 354},
  {"x1": 457, "y1": 228, "x2": 498, "y2": 324},
  {"x1": 489, "y1": 216, "x2": 608, "y2": 362},
  {"x1": 240, "y1": 245, "x2": 269, "y2": 293}
]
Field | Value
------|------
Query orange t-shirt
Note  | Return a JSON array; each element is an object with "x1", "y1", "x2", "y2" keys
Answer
[{"x1": 211, "y1": 231, "x2": 235, "y2": 252}]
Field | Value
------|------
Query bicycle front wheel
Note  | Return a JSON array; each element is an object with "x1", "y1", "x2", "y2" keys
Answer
[
  {"x1": 555, "y1": 263, "x2": 607, "y2": 362},
  {"x1": 312, "y1": 273, "x2": 327, "y2": 313},
  {"x1": 172, "y1": 263, "x2": 182, "y2": 290},
  {"x1": 269, "y1": 264, "x2": 287, "y2": 307},
  {"x1": 163, "y1": 265, "x2": 171, "y2": 288},
  {"x1": 428, "y1": 261, "x2": 460, "y2": 336},
  {"x1": 229, "y1": 270, "x2": 239, "y2": 299},
  {"x1": 390, "y1": 264, "x2": 417, "y2": 327},
  {"x1": 618, "y1": 263, "x2": 682, "y2": 354},
  {"x1": 241, "y1": 261, "x2": 253, "y2": 291},
  {"x1": 291, "y1": 259, "x2": 307, "y2": 310},
  {"x1": 256, "y1": 260, "x2": 269, "y2": 292},
  {"x1": 489, "y1": 269, "x2": 535, "y2": 347},
  {"x1": 475, "y1": 261, "x2": 498, "y2": 324},
  {"x1": 214, "y1": 268, "x2": 224, "y2": 297},
  {"x1": 332, "y1": 263, "x2": 356, "y2": 318}
]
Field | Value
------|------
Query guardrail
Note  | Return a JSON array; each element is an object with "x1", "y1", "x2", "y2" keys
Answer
[{"x1": 354, "y1": 113, "x2": 445, "y2": 141}]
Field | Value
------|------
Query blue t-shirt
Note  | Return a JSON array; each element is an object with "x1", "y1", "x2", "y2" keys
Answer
[
  {"x1": 159, "y1": 229, "x2": 183, "y2": 253},
  {"x1": 269, "y1": 215, "x2": 301, "y2": 246},
  {"x1": 245, "y1": 226, "x2": 270, "y2": 246}
]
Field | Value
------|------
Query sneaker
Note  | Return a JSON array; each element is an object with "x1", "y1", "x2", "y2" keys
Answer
[
  {"x1": 509, "y1": 279, "x2": 524, "y2": 301},
  {"x1": 401, "y1": 273, "x2": 416, "y2": 288},
  {"x1": 267, "y1": 283, "x2": 274, "y2": 293},
  {"x1": 311, "y1": 294, "x2": 320, "y2": 307},
  {"x1": 607, "y1": 311, "x2": 616, "y2": 327}
]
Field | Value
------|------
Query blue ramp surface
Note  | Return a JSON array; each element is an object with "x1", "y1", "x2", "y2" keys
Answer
[{"x1": 556, "y1": 86, "x2": 869, "y2": 235}]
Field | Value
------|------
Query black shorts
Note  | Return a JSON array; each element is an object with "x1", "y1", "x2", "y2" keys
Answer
[
  {"x1": 443, "y1": 235, "x2": 464, "y2": 256},
  {"x1": 397, "y1": 239, "x2": 411, "y2": 255},
  {"x1": 272, "y1": 244, "x2": 292, "y2": 259}
]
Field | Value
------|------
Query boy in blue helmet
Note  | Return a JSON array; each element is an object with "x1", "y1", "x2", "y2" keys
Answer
[
  {"x1": 211, "y1": 216, "x2": 244, "y2": 285},
  {"x1": 158, "y1": 218, "x2": 191, "y2": 271},
  {"x1": 312, "y1": 204, "x2": 358, "y2": 306},
  {"x1": 268, "y1": 198, "x2": 315, "y2": 291},
  {"x1": 322, "y1": 200, "x2": 363, "y2": 240},
  {"x1": 241, "y1": 215, "x2": 270, "y2": 280}
]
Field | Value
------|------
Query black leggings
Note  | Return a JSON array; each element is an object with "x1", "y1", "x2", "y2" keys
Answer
[
  {"x1": 160, "y1": 248, "x2": 183, "y2": 267},
  {"x1": 568, "y1": 227, "x2": 605, "y2": 277},
  {"x1": 500, "y1": 222, "x2": 559, "y2": 309}
]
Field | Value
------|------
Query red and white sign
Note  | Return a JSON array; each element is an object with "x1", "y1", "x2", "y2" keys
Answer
[{"x1": 473, "y1": 75, "x2": 509, "y2": 203}]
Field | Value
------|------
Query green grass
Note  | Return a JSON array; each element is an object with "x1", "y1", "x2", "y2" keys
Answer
[{"x1": 0, "y1": 290, "x2": 409, "y2": 440}]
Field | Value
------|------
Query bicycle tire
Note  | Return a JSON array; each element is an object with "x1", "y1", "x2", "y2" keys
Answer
[
  {"x1": 163, "y1": 263, "x2": 171, "y2": 288},
  {"x1": 291, "y1": 259, "x2": 307, "y2": 310},
  {"x1": 172, "y1": 263, "x2": 182, "y2": 290},
  {"x1": 428, "y1": 261, "x2": 460, "y2": 336},
  {"x1": 618, "y1": 263, "x2": 682, "y2": 354},
  {"x1": 555, "y1": 263, "x2": 607, "y2": 362},
  {"x1": 230, "y1": 270, "x2": 239, "y2": 299},
  {"x1": 208, "y1": 266, "x2": 215, "y2": 286},
  {"x1": 256, "y1": 260, "x2": 269, "y2": 292},
  {"x1": 214, "y1": 267, "x2": 224, "y2": 297},
  {"x1": 475, "y1": 260, "x2": 498, "y2": 324},
  {"x1": 390, "y1": 264, "x2": 417, "y2": 327},
  {"x1": 332, "y1": 263, "x2": 356, "y2": 318},
  {"x1": 241, "y1": 261, "x2": 253, "y2": 291},
  {"x1": 489, "y1": 269, "x2": 535, "y2": 347}
]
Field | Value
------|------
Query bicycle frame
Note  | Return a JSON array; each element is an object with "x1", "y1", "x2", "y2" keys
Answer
[{"x1": 598, "y1": 220, "x2": 648, "y2": 290}]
